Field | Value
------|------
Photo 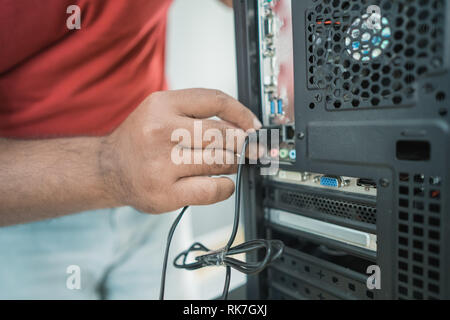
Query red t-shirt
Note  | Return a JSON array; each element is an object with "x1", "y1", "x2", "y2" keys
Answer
[{"x1": 0, "y1": 0, "x2": 172, "y2": 138}]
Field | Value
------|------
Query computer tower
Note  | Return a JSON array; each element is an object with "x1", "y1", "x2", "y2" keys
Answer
[{"x1": 234, "y1": 0, "x2": 450, "y2": 299}]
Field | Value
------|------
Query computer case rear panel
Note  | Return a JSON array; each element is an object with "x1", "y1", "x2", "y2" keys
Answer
[{"x1": 234, "y1": 0, "x2": 450, "y2": 300}]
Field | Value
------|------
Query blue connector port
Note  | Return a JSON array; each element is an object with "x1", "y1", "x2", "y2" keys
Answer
[
  {"x1": 277, "y1": 99, "x2": 283, "y2": 114},
  {"x1": 320, "y1": 176, "x2": 341, "y2": 188},
  {"x1": 289, "y1": 149, "x2": 296, "y2": 160},
  {"x1": 270, "y1": 100, "x2": 276, "y2": 114}
]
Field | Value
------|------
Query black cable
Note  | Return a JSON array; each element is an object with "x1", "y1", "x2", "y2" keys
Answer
[
  {"x1": 222, "y1": 266, "x2": 231, "y2": 300},
  {"x1": 159, "y1": 135, "x2": 284, "y2": 300},
  {"x1": 159, "y1": 205, "x2": 189, "y2": 300}
]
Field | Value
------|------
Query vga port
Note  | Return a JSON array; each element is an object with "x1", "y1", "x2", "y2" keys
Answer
[{"x1": 320, "y1": 176, "x2": 343, "y2": 188}]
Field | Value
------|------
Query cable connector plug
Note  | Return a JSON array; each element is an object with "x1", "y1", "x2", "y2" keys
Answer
[{"x1": 196, "y1": 248, "x2": 227, "y2": 267}]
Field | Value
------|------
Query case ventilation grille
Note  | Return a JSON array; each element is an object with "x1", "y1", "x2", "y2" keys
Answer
[
  {"x1": 397, "y1": 172, "x2": 443, "y2": 299},
  {"x1": 306, "y1": 0, "x2": 446, "y2": 110},
  {"x1": 278, "y1": 190, "x2": 377, "y2": 225}
]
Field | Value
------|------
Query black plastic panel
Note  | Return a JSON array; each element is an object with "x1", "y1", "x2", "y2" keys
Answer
[
  {"x1": 268, "y1": 247, "x2": 376, "y2": 300},
  {"x1": 264, "y1": 181, "x2": 377, "y2": 233},
  {"x1": 235, "y1": 0, "x2": 450, "y2": 300},
  {"x1": 291, "y1": 0, "x2": 450, "y2": 300}
]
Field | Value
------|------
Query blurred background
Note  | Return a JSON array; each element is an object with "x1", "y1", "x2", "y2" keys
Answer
[{"x1": 164, "y1": 0, "x2": 246, "y2": 299}]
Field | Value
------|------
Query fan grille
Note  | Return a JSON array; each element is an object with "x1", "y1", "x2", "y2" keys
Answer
[{"x1": 306, "y1": 0, "x2": 446, "y2": 110}]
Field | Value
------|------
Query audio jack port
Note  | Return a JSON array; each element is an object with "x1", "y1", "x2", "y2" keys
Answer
[{"x1": 279, "y1": 149, "x2": 289, "y2": 159}]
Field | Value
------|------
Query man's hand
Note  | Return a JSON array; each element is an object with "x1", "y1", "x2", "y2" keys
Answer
[
  {"x1": 219, "y1": 0, "x2": 233, "y2": 8},
  {"x1": 0, "y1": 88, "x2": 261, "y2": 225},
  {"x1": 100, "y1": 89, "x2": 261, "y2": 213}
]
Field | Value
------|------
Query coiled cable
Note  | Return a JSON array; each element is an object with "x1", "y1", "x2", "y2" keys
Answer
[{"x1": 159, "y1": 135, "x2": 284, "y2": 300}]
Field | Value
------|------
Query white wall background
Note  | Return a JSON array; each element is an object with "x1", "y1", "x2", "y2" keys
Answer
[
  {"x1": 165, "y1": 0, "x2": 246, "y2": 299},
  {"x1": 167, "y1": 0, "x2": 238, "y2": 98}
]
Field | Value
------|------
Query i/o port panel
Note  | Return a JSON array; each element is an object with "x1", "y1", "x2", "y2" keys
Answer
[
  {"x1": 258, "y1": 0, "x2": 296, "y2": 165},
  {"x1": 257, "y1": 0, "x2": 295, "y2": 127},
  {"x1": 267, "y1": 124, "x2": 296, "y2": 164}
]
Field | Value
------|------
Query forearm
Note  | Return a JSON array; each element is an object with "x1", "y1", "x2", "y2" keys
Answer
[
  {"x1": 0, "y1": 89, "x2": 261, "y2": 224},
  {"x1": 0, "y1": 137, "x2": 119, "y2": 226}
]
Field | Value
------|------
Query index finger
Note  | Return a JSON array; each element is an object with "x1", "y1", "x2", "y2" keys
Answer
[{"x1": 167, "y1": 88, "x2": 262, "y2": 131}]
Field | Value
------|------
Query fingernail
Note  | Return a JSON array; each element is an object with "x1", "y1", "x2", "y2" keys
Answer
[{"x1": 253, "y1": 118, "x2": 262, "y2": 130}]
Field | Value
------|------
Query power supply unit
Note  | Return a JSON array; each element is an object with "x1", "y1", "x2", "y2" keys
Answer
[{"x1": 234, "y1": 0, "x2": 450, "y2": 300}]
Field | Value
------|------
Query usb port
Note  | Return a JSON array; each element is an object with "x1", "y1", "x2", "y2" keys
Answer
[
  {"x1": 277, "y1": 99, "x2": 283, "y2": 114},
  {"x1": 270, "y1": 100, "x2": 276, "y2": 114}
]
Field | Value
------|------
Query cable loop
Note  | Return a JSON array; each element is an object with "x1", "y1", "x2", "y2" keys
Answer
[
  {"x1": 160, "y1": 134, "x2": 285, "y2": 300},
  {"x1": 175, "y1": 238, "x2": 284, "y2": 275}
]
